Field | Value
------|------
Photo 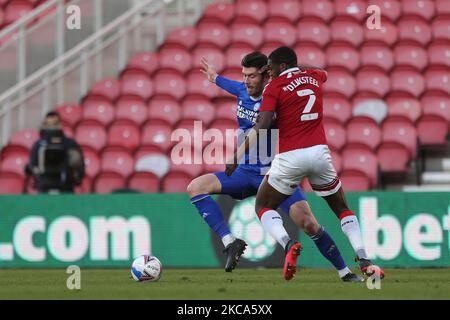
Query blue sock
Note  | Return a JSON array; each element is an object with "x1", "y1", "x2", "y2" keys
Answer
[
  {"x1": 310, "y1": 226, "x2": 347, "y2": 271},
  {"x1": 191, "y1": 194, "x2": 231, "y2": 239}
]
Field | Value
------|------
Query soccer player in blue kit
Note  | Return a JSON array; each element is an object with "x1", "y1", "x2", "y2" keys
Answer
[{"x1": 187, "y1": 52, "x2": 362, "y2": 282}]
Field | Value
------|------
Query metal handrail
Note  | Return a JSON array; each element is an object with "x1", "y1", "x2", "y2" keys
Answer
[{"x1": 0, "y1": 0, "x2": 161, "y2": 115}]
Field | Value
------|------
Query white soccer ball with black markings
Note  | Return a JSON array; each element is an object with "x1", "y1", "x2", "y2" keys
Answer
[{"x1": 131, "y1": 255, "x2": 162, "y2": 282}]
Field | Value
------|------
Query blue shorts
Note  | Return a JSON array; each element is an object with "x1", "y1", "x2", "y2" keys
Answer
[{"x1": 214, "y1": 166, "x2": 307, "y2": 214}]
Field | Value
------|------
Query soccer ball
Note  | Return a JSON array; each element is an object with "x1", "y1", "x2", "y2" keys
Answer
[{"x1": 130, "y1": 255, "x2": 162, "y2": 282}]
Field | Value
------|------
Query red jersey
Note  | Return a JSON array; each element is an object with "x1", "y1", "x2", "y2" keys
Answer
[{"x1": 260, "y1": 67, "x2": 328, "y2": 153}]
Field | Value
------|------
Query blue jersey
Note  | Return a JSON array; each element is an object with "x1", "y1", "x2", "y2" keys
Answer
[{"x1": 215, "y1": 75, "x2": 274, "y2": 174}]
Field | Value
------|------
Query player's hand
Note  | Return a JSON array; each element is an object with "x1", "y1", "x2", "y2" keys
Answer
[
  {"x1": 200, "y1": 57, "x2": 218, "y2": 83},
  {"x1": 225, "y1": 162, "x2": 238, "y2": 176}
]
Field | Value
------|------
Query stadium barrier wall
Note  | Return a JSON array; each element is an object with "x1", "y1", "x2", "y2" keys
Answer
[{"x1": 0, "y1": 192, "x2": 449, "y2": 268}]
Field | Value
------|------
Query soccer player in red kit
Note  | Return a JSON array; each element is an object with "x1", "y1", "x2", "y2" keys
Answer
[{"x1": 226, "y1": 46, "x2": 385, "y2": 280}]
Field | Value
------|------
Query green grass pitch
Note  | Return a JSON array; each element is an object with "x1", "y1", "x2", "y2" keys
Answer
[{"x1": 0, "y1": 268, "x2": 449, "y2": 299}]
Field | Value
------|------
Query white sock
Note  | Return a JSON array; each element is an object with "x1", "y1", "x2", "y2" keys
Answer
[
  {"x1": 338, "y1": 267, "x2": 352, "y2": 278},
  {"x1": 259, "y1": 209, "x2": 290, "y2": 249},
  {"x1": 340, "y1": 214, "x2": 368, "y2": 259},
  {"x1": 221, "y1": 233, "x2": 236, "y2": 248}
]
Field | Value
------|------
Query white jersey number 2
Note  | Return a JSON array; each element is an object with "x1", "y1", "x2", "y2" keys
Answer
[{"x1": 297, "y1": 89, "x2": 318, "y2": 121}]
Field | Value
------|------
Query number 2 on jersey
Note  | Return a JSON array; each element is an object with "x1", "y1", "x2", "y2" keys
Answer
[{"x1": 297, "y1": 89, "x2": 318, "y2": 121}]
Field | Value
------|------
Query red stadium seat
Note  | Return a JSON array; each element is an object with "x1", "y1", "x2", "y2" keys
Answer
[
  {"x1": 141, "y1": 119, "x2": 174, "y2": 153},
  {"x1": 55, "y1": 104, "x2": 82, "y2": 128},
  {"x1": 215, "y1": 97, "x2": 237, "y2": 122},
  {"x1": 435, "y1": 0, "x2": 450, "y2": 15},
  {"x1": 365, "y1": 20, "x2": 398, "y2": 47},
  {"x1": 386, "y1": 94, "x2": 422, "y2": 122},
  {"x1": 191, "y1": 44, "x2": 226, "y2": 74},
  {"x1": 330, "y1": 18, "x2": 364, "y2": 47},
  {"x1": 169, "y1": 160, "x2": 203, "y2": 180},
  {"x1": 259, "y1": 43, "x2": 281, "y2": 57},
  {"x1": 346, "y1": 117, "x2": 381, "y2": 150},
  {"x1": 115, "y1": 97, "x2": 148, "y2": 126},
  {"x1": 225, "y1": 43, "x2": 254, "y2": 70},
  {"x1": 127, "y1": 172, "x2": 160, "y2": 193},
  {"x1": 263, "y1": 19, "x2": 297, "y2": 47},
  {"x1": 335, "y1": 0, "x2": 366, "y2": 22},
  {"x1": 390, "y1": 68, "x2": 425, "y2": 98},
  {"x1": 342, "y1": 144, "x2": 378, "y2": 188},
  {"x1": 81, "y1": 97, "x2": 115, "y2": 126},
  {"x1": 425, "y1": 68, "x2": 449, "y2": 94},
  {"x1": 162, "y1": 27, "x2": 197, "y2": 51},
  {"x1": 134, "y1": 147, "x2": 170, "y2": 178},
  {"x1": 323, "y1": 68, "x2": 356, "y2": 98},
  {"x1": 324, "y1": 118, "x2": 346, "y2": 151},
  {"x1": 120, "y1": 74, "x2": 154, "y2": 101},
  {"x1": 234, "y1": 0, "x2": 268, "y2": 25},
  {"x1": 402, "y1": 0, "x2": 435, "y2": 21},
  {"x1": 101, "y1": 146, "x2": 134, "y2": 177},
  {"x1": 125, "y1": 52, "x2": 159, "y2": 77},
  {"x1": 0, "y1": 145, "x2": 28, "y2": 177},
  {"x1": 153, "y1": 70, "x2": 187, "y2": 101},
  {"x1": 302, "y1": 0, "x2": 334, "y2": 23},
  {"x1": 9, "y1": 129, "x2": 39, "y2": 150},
  {"x1": 62, "y1": 122, "x2": 74, "y2": 139},
  {"x1": 326, "y1": 44, "x2": 360, "y2": 73},
  {"x1": 230, "y1": 23, "x2": 263, "y2": 49},
  {"x1": 297, "y1": 18, "x2": 331, "y2": 48},
  {"x1": 200, "y1": 2, "x2": 235, "y2": 25},
  {"x1": 107, "y1": 120, "x2": 141, "y2": 151},
  {"x1": 356, "y1": 67, "x2": 391, "y2": 97},
  {"x1": 186, "y1": 70, "x2": 219, "y2": 100},
  {"x1": 368, "y1": 0, "x2": 401, "y2": 22},
  {"x1": 294, "y1": 44, "x2": 326, "y2": 69},
  {"x1": 417, "y1": 115, "x2": 449, "y2": 146},
  {"x1": 148, "y1": 96, "x2": 181, "y2": 126},
  {"x1": 0, "y1": 8, "x2": 4, "y2": 28},
  {"x1": 197, "y1": 22, "x2": 230, "y2": 50},
  {"x1": 75, "y1": 120, "x2": 107, "y2": 152},
  {"x1": 94, "y1": 172, "x2": 126, "y2": 194},
  {"x1": 360, "y1": 44, "x2": 394, "y2": 72},
  {"x1": 0, "y1": 172, "x2": 24, "y2": 194},
  {"x1": 161, "y1": 171, "x2": 192, "y2": 193},
  {"x1": 181, "y1": 96, "x2": 215, "y2": 126},
  {"x1": 158, "y1": 47, "x2": 192, "y2": 75},
  {"x1": 81, "y1": 146, "x2": 100, "y2": 179},
  {"x1": 76, "y1": 175, "x2": 92, "y2": 194},
  {"x1": 431, "y1": 17, "x2": 450, "y2": 42},
  {"x1": 381, "y1": 116, "x2": 418, "y2": 159},
  {"x1": 377, "y1": 141, "x2": 410, "y2": 174},
  {"x1": 175, "y1": 119, "x2": 207, "y2": 149},
  {"x1": 421, "y1": 93, "x2": 450, "y2": 123},
  {"x1": 267, "y1": 0, "x2": 300, "y2": 23},
  {"x1": 428, "y1": 41, "x2": 450, "y2": 68},
  {"x1": 323, "y1": 94, "x2": 352, "y2": 124},
  {"x1": 394, "y1": 43, "x2": 428, "y2": 71},
  {"x1": 340, "y1": 169, "x2": 371, "y2": 191},
  {"x1": 398, "y1": 17, "x2": 432, "y2": 46},
  {"x1": 89, "y1": 79, "x2": 121, "y2": 102},
  {"x1": 4, "y1": 0, "x2": 33, "y2": 26}
]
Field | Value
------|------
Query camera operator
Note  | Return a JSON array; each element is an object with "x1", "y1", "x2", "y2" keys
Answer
[{"x1": 26, "y1": 111, "x2": 85, "y2": 193}]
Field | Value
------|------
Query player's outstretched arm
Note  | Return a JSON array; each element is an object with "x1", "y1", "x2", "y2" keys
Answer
[
  {"x1": 200, "y1": 57, "x2": 242, "y2": 96},
  {"x1": 200, "y1": 57, "x2": 218, "y2": 83},
  {"x1": 225, "y1": 111, "x2": 274, "y2": 176}
]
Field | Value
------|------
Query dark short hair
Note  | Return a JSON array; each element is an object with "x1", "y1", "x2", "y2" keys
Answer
[
  {"x1": 241, "y1": 51, "x2": 268, "y2": 70},
  {"x1": 268, "y1": 46, "x2": 297, "y2": 67},
  {"x1": 46, "y1": 111, "x2": 60, "y2": 118}
]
